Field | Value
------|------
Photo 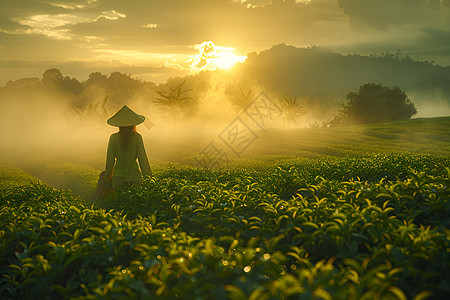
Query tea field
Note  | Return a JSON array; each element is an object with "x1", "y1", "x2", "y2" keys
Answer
[{"x1": 0, "y1": 117, "x2": 449, "y2": 299}]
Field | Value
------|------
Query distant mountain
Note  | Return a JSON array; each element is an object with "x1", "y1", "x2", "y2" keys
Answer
[
  {"x1": 2, "y1": 44, "x2": 448, "y2": 128},
  {"x1": 234, "y1": 44, "x2": 450, "y2": 119},
  {"x1": 240, "y1": 43, "x2": 449, "y2": 95}
]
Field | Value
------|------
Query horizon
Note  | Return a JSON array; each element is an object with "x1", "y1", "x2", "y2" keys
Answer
[
  {"x1": 1, "y1": 43, "x2": 448, "y2": 87},
  {"x1": 1, "y1": 0, "x2": 449, "y2": 85}
]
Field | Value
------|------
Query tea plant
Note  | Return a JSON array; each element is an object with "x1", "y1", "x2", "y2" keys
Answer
[
  {"x1": 1, "y1": 153, "x2": 449, "y2": 299},
  {"x1": 0, "y1": 158, "x2": 38, "y2": 187}
]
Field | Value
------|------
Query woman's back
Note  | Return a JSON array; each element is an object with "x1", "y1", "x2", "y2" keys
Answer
[
  {"x1": 105, "y1": 131, "x2": 151, "y2": 183},
  {"x1": 109, "y1": 132, "x2": 141, "y2": 162},
  {"x1": 103, "y1": 105, "x2": 152, "y2": 191}
]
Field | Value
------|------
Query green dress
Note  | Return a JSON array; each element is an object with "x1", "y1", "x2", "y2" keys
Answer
[{"x1": 105, "y1": 132, "x2": 151, "y2": 186}]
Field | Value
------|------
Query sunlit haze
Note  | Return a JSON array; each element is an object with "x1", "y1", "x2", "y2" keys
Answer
[
  {"x1": 0, "y1": 0, "x2": 449, "y2": 163},
  {"x1": 1, "y1": 0, "x2": 449, "y2": 83},
  {"x1": 0, "y1": 2, "x2": 449, "y2": 298},
  {"x1": 190, "y1": 41, "x2": 247, "y2": 73}
]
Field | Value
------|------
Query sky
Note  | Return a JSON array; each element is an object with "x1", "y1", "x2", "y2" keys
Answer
[{"x1": 1, "y1": 0, "x2": 449, "y2": 85}]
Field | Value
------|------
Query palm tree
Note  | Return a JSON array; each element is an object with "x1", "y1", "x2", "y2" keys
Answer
[
  {"x1": 73, "y1": 95, "x2": 109, "y2": 121},
  {"x1": 228, "y1": 88, "x2": 255, "y2": 113},
  {"x1": 323, "y1": 101, "x2": 349, "y2": 127},
  {"x1": 154, "y1": 81, "x2": 195, "y2": 120},
  {"x1": 278, "y1": 96, "x2": 305, "y2": 128}
]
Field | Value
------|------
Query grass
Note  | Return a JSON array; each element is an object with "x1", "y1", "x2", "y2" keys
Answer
[
  {"x1": 240, "y1": 116, "x2": 450, "y2": 161},
  {"x1": 1, "y1": 117, "x2": 449, "y2": 197},
  {"x1": 0, "y1": 156, "x2": 38, "y2": 187},
  {"x1": 0, "y1": 116, "x2": 449, "y2": 299},
  {"x1": 0, "y1": 156, "x2": 99, "y2": 201},
  {"x1": 1, "y1": 154, "x2": 449, "y2": 299}
]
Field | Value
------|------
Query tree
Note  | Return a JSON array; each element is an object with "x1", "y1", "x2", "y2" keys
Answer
[
  {"x1": 227, "y1": 88, "x2": 254, "y2": 113},
  {"x1": 87, "y1": 72, "x2": 108, "y2": 84},
  {"x1": 331, "y1": 83, "x2": 417, "y2": 125},
  {"x1": 154, "y1": 81, "x2": 196, "y2": 120},
  {"x1": 278, "y1": 96, "x2": 305, "y2": 128},
  {"x1": 73, "y1": 95, "x2": 109, "y2": 121},
  {"x1": 41, "y1": 68, "x2": 82, "y2": 95},
  {"x1": 5, "y1": 77, "x2": 40, "y2": 89},
  {"x1": 42, "y1": 68, "x2": 63, "y2": 86}
]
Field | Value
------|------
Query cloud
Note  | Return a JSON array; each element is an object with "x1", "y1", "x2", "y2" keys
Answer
[
  {"x1": 338, "y1": 0, "x2": 450, "y2": 30},
  {"x1": 2, "y1": 9, "x2": 126, "y2": 41},
  {"x1": 332, "y1": 0, "x2": 450, "y2": 65},
  {"x1": 52, "y1": 0, "x2": 349, "y2": 51},
  {"x1": 11, "y1": 14, "x2": 88, "y2": 40},
  {"x1": 48, "y1": 0, "x2": 100, "y2": 10},
  {"x1": 0, "y1": 57, "x2": 188, "y2": 85},
  {"x1": 189, "y1": 41, "x2": 247, "y2": 72},
  {"x1": 0, "y1": 0, "x2": 450, "y2": 85},
  {"x1": 93, "y1": 10, "x2": 126, "y2": 21},
  {"x1": 0, "y1": 0, "x2": 349, "y2": 53},
  {"x1": 142, "y1": 23, "x2": 158, "y2": 29},
  {"x1": 90, "y1": 48, "x2": 190, "y2": 68}
]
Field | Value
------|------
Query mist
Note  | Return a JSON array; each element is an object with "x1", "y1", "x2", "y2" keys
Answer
[
  {"x1": 0, "y1": 70, "x2": 258, "y2": 172},
  {"x1": 406, "y1": 88, "x2": 450, "y2": 118},
  {"x1": 1, "y1": 44, "x2": 450, "y2": 174}
]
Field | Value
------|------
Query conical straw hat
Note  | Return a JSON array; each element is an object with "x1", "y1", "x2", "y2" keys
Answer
[{"x1": 107, "y1": 105, "x2": 145, "y2": 127}]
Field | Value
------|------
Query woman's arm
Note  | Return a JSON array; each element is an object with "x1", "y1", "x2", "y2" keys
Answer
[
  {"x1": 105, "y1": 135, "x2": 116, "y2": 181},
  {"x1": 137, "y1": 134, "x2": 152, "y2": 177}
]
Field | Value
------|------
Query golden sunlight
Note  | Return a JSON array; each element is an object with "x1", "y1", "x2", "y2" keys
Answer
[{"x1": 190, "y1": 41, "x2": 247, "y2": 73}]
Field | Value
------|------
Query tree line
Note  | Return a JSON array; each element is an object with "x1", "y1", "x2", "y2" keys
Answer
[{"x1": 1, "y1": 65, "x2": 421, "y2": 127}]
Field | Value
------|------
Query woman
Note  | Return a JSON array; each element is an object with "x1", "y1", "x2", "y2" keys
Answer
[{"x1": 105, "y1": 105, "x2": 152, "y2": 190}]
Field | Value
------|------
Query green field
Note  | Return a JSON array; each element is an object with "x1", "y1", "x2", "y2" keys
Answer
[{"x1": 1, "y1": 117, "x2": 449, "y2": 299}]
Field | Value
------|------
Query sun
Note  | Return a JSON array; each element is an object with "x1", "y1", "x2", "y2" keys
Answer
[{"x1": 190, "y1": 41, "x2": 247, "y2": 73}]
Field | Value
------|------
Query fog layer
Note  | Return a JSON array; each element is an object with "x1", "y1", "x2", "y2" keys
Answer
[{"x1": 1, "y1": 45, "x2": 449, "y2": 170}]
